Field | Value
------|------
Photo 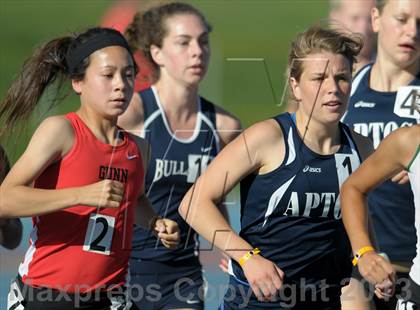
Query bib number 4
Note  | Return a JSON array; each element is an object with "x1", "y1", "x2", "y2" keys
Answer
[{"x1": 394, "y1": 86, "x2": 420, "y2": 119}]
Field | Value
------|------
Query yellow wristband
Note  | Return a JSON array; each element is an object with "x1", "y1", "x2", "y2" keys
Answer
[
  {"x1": 239, "y1": 248, "x2": 261, "y2": 267},
  {"x1": 352, "y1": 246, "x2": 375, "y2": 266}
]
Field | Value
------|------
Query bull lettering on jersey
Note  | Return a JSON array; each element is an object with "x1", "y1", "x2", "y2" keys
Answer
[
  {"x1": 153, "y1": 159, "x2": 188, "y2": 182},
  {"x1": 283, "y1": 192, "x2": 340, "y2": 219},
  {"x1": 98, "y1": 166, "x2": 128, "y2": 183},
  {"x1": 353, "y1": 121, "x2": 416, "y2": 148},
  {"x1": 153, "y1": 154, "x2": 213, "y2": 183}
]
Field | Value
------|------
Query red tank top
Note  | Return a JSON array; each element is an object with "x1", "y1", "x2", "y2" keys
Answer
[{"x1": 19, "y1": 112, "x2": 144, "y2": 293}]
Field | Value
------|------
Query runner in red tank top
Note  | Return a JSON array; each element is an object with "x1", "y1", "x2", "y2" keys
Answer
[{"x1": 0, "y1": 27, "x2": 180, "y2": 310}]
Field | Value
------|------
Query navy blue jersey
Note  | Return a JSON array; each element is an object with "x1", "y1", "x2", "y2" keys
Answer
[
  {"x1": 230, "y1": 113, "x2": 360, "y2": 288},
  {"x1": 342, "y1": 64, "x2": 419, "y2": 261},
  {"x1": 131, "y1": 87, "x2": 220, "y2": 263}
]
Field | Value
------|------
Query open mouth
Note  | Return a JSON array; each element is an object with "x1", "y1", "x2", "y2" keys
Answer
[
  {"x1": 399, "y1": 44, "x2": 416, "y2": 52},
  {"x1": 323, "y1": 100, "x2": 342, "y2": 107},
  {"x1": 189, "y1": 64, "x2": 205, "y2": 72}
]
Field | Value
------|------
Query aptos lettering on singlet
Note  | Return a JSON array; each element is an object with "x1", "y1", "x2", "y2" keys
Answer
[
  {"x1": 283, "y1": 192, "x2": 340, "y2": 219},
  {"x1": 353, "y1": 121, "x2": 415, "y2": 148}
]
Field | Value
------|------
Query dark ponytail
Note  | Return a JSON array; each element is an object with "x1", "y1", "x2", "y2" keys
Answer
[
  {"x1": 0, "y1": 37, "x2": 72, "y2": 137},
  {"x1": 0, "y1": 27, "x2": 135, "y2": 138}
]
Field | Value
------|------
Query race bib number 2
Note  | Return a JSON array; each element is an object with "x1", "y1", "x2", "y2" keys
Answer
[
  {"x1": 83, "y1": 213, "x2": 115, "y2": 255},
  {"x1": 394, "y1": 86, "x2": 420, "y2": 119}
]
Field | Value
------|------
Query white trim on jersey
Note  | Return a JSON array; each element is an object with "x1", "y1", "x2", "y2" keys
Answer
[
  {"x1": 142, "y1": 109, "x2": 161, "y2": 138},
  {"x1": 7, "y1": 280, "x2": 25, "y2": 310},
  {"x1": 227, "y1": 258, "x2": 233, "y2": 275},
  {"x1": 285, "y1": 127, "x2": 296, "y2": 166},
  {"x1": 261, "y1": 125, "x2": 297, "y2": 226},
  {"x1": 342, "y1": 128, "x2": 360, "y2": 159},
  {"x1": 201, "y1": 111, "x2": 221, "y2": 153},
  {"x1": 342, "y1": 65, "x2": 372, "y2": 122},
  {"x1": 18, "y1": 221, "x2": 39, "y2": 278},
  {"x1": 350, "y1": 65, "x2": 370, "y2": 97},
  {"x1": 263, "y1": 176, "x2": 296, "y2": 227},
  {"x1": 151, "y1": 86, "x2": 202, "y2": 144},
  {"x1": 227, "y1": 258, "x2": 251, "y2": 286}
]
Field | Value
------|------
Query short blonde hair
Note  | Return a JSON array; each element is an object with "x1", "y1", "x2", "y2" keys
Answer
[
  {"x1": 286, "y1": 25, "x2": 362, "y2": 103},
  {"x1": 288, "y1": 26, "x2": 362, "y2": 81}
]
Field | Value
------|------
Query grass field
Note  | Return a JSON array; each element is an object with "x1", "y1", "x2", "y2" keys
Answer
[{"x1": 0, "y1": 0, "x2": 328, "y2": 308}]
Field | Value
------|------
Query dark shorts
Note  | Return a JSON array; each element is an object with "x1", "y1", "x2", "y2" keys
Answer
[
  {"x1": 218, "y1": 275, "x2": 342, "y2": 310},
  {"x1": 7, "y1": 275, "x2": 129, "y2": 310},
  {"x1": 129, "y1": 259, "x2": 204, "y2": 310}
]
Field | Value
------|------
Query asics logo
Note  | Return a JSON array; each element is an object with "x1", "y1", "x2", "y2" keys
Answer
[
  {"x1": 354, "y1": 101, "x2": 376, "y2": 108},
  {"x1": 303, "y1": 165, "x2": 321, "y2": 173}
]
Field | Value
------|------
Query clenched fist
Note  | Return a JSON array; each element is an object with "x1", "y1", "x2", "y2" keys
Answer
[
  {"x1": 153, "y1": 218, "x2": 180, "y2": 249},
  {"x1": 78, "y1": 180, "x2": 124, "y2": 208}
]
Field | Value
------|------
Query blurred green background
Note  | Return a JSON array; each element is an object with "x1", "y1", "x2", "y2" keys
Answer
[
  {"x1": 0, "y1": 0, "x2": 330, "y2": 162},
  {"x1": 0, "y1": 0, "x2": 328, "y2": 308}
]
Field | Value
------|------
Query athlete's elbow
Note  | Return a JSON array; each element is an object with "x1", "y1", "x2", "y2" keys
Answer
[
  {"x1": 179, "y1": 189, "x2": 197, "y2": 222},
  {"x1": 178, "y1": 197, "x2": 188, "y2": 221},
  {"x1": 0, "y1": 185, "x2": 17, "y2": 217},
  {"x1": 340, "y1": 180, "x2": 361, "y2": 211},
  {"x1": 0, "y1": 186, "x2": 9, "y2": 217}
]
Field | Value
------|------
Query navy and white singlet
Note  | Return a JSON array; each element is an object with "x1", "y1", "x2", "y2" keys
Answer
[
  {"x1": 131, "y1": 86, "x2": 221, "y2": 265},
  {"x1": 230, "y1": 113, "x2": 361, "y2": 289},
  {"x1": 343, "y1": 64, "x2": 419, "y2": 262}
]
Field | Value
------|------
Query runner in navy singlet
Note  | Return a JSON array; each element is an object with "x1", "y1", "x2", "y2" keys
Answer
[{"x1": 180, "y1": 26, "x2": 375, "y2": 309}]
